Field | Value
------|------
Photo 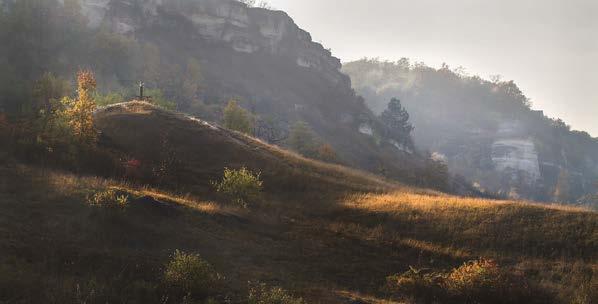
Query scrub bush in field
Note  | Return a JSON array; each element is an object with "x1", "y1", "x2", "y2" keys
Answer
[
  {"x1": 248, "y1": 282, "x2": 305, "y2": 304},
  {"x1": 87, "y1": 189, "x2": 129, "y2": 209},
  {"x1": 213, "y1": 167, "x2": 263, "y2": 207},
  {"x1": 164, "y1": 250, "x2": 223, "y2": 299},
  {"x1": 386, "y1": 259, "x2": 542, "y2": 304}
]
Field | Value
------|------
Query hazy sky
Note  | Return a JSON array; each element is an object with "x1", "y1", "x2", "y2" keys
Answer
[{"x1": 267, "y1": 0, "x2": 598, "y2": 136}]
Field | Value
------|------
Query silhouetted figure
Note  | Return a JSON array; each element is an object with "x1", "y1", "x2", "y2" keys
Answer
[{"x1": 139, "y1": 81, "x2": 144, "y2": 100}]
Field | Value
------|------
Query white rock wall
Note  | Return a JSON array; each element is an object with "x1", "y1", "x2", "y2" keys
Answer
[
  {"x1": 491, "y1": 138, "x2": 541, "y2": 180},
  {"x1": 72, "y1": 0, "x2": 344, "y2": 80}
]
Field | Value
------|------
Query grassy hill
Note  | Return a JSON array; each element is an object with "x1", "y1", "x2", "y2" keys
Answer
[{"x1": 0, "y1": 102, "x2": 596, "y2": 303}]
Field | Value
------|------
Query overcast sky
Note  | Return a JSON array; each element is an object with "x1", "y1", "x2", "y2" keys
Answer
[{"x1": 267, "y1": 0, "x2": 598, "y2": 136}]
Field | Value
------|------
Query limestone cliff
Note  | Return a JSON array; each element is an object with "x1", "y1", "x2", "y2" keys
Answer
[
  {"x1": 54, "y1": 0, "x2": 433, "y2": 186},
  {"x1": 73, "y1": 0, "x2": 348, "y2": 86}
]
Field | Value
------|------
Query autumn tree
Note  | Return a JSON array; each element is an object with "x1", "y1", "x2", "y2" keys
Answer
[
  {"x1": 62, "y1": 70, "x2": 98, "y2": 145},
  {"x1": 223, "y1": 99, "x2": 253, "y2": 134}
]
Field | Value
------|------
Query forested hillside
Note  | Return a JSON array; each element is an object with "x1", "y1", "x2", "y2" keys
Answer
[
  {"x1": 0, "y1": 0, "x2": 448, "y2": 189},
  {"x1": 343, "y1": 59, "x2": 598, "y2": 205}
]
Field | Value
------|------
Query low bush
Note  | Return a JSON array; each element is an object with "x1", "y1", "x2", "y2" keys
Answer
[
  {"x1": 385, "y1": 266, "x2": 445, "y2": 303},
  {"x1": 386, "y1": 259, "x2": 544, "y2": 304},
  {"x1": 248, "y1": 282, "x2": 305, "y2": 304},
  {"x1": 163, "y1": 250, "x2": 223, "y2": 299},
  {"x1": 87, "y1": 188, "x2": 129, "y2": 209},
  {"x1": 212, "y1": 167, "x2": 263, "y2": 207}
]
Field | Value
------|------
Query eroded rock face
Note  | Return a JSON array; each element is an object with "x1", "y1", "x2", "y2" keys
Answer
[
  {"x1": 74, "y1": 0, "x2": 346, "y2": 85},
  {"x1": 492, "y1": 138, "x2": 541, "y2": 180},
  {"x1": 491, "y1": 122, "x2": 541, "y2": 181}
]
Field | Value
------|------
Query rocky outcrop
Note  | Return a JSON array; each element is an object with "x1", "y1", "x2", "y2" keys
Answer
[
  {"x1": 74, "y1": 0, "x2": 348, "y2": 86},
  {"x1": 491, "y1": 122, "x2": 541, "y2": 181},
  {"x1": 491, "y1": 138, "x2": 540, "y2": 180}
]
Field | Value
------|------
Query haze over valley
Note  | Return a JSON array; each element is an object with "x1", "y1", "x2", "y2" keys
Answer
[{"x1": 0, "y1": 1, "x2": 596, "y2": 303}]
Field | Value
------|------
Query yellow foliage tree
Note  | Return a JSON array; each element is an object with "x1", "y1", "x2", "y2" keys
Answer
[{"x1": 62, "y1": 70, "x2": 98, "y2": 145}]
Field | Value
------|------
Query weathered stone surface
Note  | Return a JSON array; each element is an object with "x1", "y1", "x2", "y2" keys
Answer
[
  {"x1": 491, "y1": 138, "x2": 540, "y2": 180},
  {"x1": 73, "y1": 0, "x2": 346, "y2": 84}
]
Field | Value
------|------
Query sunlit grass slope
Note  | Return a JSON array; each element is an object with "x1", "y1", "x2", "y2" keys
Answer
[{"x1": 0, "y1": 102, "x2": 595, "y2": 303}]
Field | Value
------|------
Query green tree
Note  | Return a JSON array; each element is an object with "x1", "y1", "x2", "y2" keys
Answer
[
  {"x1": 223, "y1": 99, "x2": 253, "y2": 134},
  {"x1": 181, "y1": 58, "x2": 203, "y2": 105},
  {"x1": 213, "y1": 167, "x2": 263, "y2": 207},
  {"x1": 164, "y1": 250, "x2": 223, "y2": 299},
  {"x1": 146, "y1": 88, "x2": 176, "y2": 111},
  {"x1": 288, "y1": 121, "x2": 318, "y2": 157},
  {"x1": 32, "y1": 73, "x2": 71, "y2": 114},
  {"x1": 380, "y1": 98, "x2": 414, "y2": 147}
]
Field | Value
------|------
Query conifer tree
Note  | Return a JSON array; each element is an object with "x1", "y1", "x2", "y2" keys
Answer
[{"x1": 380, "y1": 98, "x2": 414, "y2": 147}]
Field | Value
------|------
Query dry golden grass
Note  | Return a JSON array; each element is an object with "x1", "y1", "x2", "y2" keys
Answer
[
  {"x1": 0, "y1": 103, "x2": 595, "y2": 303},
  {"x1": 344, "y1": 191, "x2": 593, "y2": 213},
  {"x1": 336, "y1": 190, "x2": 597, "y2": 259},
  {"x1": 1, "y1": 159, "x2": 597, "y2": 303}
]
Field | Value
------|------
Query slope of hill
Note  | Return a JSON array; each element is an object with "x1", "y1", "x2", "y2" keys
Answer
[
  {"x1": 343, "y1": 59, "x2": 598, "y2": 205},
  {"x1": 0, "y1": 0, "x2": 440, "y2": 187},
  {"x1": 0, "y1": 102, "x2": 596, "y2": 303},
  {"x1": 94, "y1": 101, "x2": 395, "y2": 195}
]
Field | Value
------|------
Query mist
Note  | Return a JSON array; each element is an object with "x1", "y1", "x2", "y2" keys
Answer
[{"x1": 268, "y1": 0, "x2": 598, "y2": 136}]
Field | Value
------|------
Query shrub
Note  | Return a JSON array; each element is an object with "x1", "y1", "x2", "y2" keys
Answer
[
  {"x1": 87, "y1": 189, "x2": 129, "y2": 209},
  {"x1": 248, "y1": 282, "x2": 305, "y2": 304},
  {"x1": 145, "y1": 88, "x2": 177, "y2": 111},
  {"x1": 385, "y1": 266, "x2": 445, "y2": 303},
  {"x1": 386, "y1": 259, "x2": 541, "y2": 304},
  {"x1": 163, "y1": 250, "x2": 223, "y2": 299},
  {"x1": 94, "y1": 91, "x2": 125, "y2": 107},
  {"x1": 445, "y1": 259, "x2": 503, "y2": 298},
  {"x1": 223, "y1": 100, "x2": 254, "y2": 134},
  {"x1": 213, "y1": 167, "x2": 263, "y2": 207}
]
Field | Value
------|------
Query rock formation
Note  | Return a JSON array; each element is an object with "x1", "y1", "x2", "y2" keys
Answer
[{"x1": 73, "y1": 0, "x2": 348, "y2": 86}]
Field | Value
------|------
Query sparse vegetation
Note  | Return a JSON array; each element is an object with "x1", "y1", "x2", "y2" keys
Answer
[
  {"x1": 0, "y1": 1, "x2": 595, "y2": 304},
  {"x1": 386, "y1": 259, "x2": 543, "y2": 304},
  {"x1": 1, "y1": 100, "x2": 594, "y2": 304},
  {"x1": 213, "y1": 167, "x2": 263, "y2": 207},
  {"x1": 87, "y1": 188, "x2": 129, "y2": 209},
  {"x1": 164, "y1": 250, "x2": 223, "y2": 299},
  {"x1": 248, "y1": 282, "x2": 305, "y2": 304}
]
